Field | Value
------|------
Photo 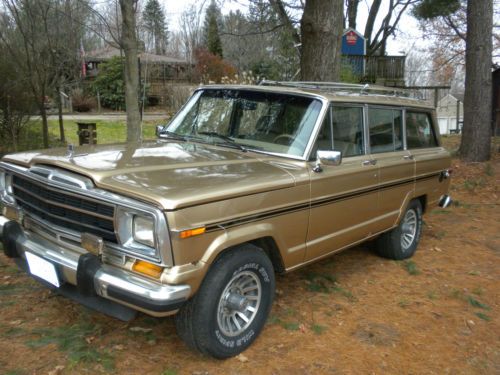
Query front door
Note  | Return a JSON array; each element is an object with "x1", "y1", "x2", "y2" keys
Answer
[{"x1": 306, "y1": 104, "x2": 378, "y2": 261}]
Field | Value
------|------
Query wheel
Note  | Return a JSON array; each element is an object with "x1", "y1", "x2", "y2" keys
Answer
[
  {"x1": 375, "y1": 200, "x2": 423, "y2": 260},
  {"x1": 175, "y1": 244, "x2": 275, "y2": 358}
]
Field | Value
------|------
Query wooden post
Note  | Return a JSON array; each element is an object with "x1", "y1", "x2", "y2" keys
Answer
[
  {"x1": 456, "y1": 99, "x2": 461, "y2": 133},
  {"x1": 97, "y1": 90, "x2": 101, "y2": 113}
]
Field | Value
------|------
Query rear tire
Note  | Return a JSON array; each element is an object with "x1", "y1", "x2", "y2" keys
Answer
[
  {"x1": 375, "y1": 200, "x2": 423, "y2": 260},
  {"x1": 175, "y1": 244, "x2": 275, "y2": 358}
]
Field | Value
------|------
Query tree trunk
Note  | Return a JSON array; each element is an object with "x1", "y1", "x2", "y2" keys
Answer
[
  {"x1": 39, "y1": 103, "x2": 49, "y2": 149},
  {"x1": 119, "y1": 0, "x2": 142, "y2": 142},
  {"x1": 56, "y1": 85, "x2": 65, "y2": 143},
  {"x1": 459, "y1": 0, "x2": 493, "y2": 161},
  {"x1": 300, "y1": 0, "x2": 343, "y2": 81},
  {"x1": 347, "y1": 0, "x2": 360, "y2": 30},
  {"x1": 364, "y1": 0, "x2": 382, "y2": 50}
]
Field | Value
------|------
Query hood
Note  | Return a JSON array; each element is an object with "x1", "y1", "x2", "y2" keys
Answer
[{"x1": 2, "y1": 141, "x2": 299, "y2": 210}]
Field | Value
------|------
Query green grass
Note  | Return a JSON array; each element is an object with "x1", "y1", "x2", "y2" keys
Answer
[
  {"x1": 311, "y1": 324, "x2": 327, "y2": 335},
  {"x1": 267, "y1": 315, "x2": 301, "y2": 331},
  {"x1": 4, "y1": 370, "x2": 25, "y2": 375},
  {"x1": 402, "y1": 260, "x2": 420, "y2": 275},
  {"x1": 161, "y1": 369, "x2": 178, "y2": 375},
  {"x1": 332, "y1": 285, "x2": 356, "y2": 301},
  {"x1": 463, "y1": 178, "x2": 486, "y2": 192},
  {"x1": 468, "y1": 270, "x2": 481, "y2": 276},
  {"x1": 0, "y1": 284, "x2": 31, "y2": 296},
  {"x1": 398, "y1": 299, "x2": 410, "y2": 308},
  {"x1": 452, "y1": 200, "x2": 472, "y2": 209},
  {"x1": 484, "y1": 163, "x2": 494, "y2": 176},
  {"x1": 303, "y1": 272, "x2": 336, "y2": 293},
  {"x1": 4, "y1": 327, "x2": 25, "y2": 338},
  {"x1": 475, "y1": 312, "x2": 491, "y2": 321},
  {"x1": 282, "y1": 322, "x2": 300, "y2": 331},
  {"x1": 26, "y1": 322, "x2": 114, "y2": 370},
  {"x1": 434, "y1": 230, "x2": 447, "y2": 239},
  {"x1": 1, "y1": 119, "x2": 159, "y2": 154},
  {"x1": 427, "y1": 291, "x2": 438, "y2": 300},
  {"x1": 431, "y1": 209, "x2": 452, "y2": 215},
  {"x1": 472, "y1": 287, "x2": 484, "y2": 296},
  {"x1": 467, "y1": 296, "x2": 491, "y2": 310}
]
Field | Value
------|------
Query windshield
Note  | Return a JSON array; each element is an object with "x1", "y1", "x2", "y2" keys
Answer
[{"x1": 165, "y1": 89, "x2": 324, "y2": 157}]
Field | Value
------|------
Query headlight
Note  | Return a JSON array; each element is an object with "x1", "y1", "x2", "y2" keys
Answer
[
  {"x1": 115, "y1": 207, "x2": 159, "y2": 260},
  {"x1": 0, "y1": 170, "x2": 5, "y2": 192},
  {"x1": 0, "y1": 170, "x2": 13, "y2": 195},
  {"x1": 133, "y1": 215, "x2": 155, "y2": 248}
]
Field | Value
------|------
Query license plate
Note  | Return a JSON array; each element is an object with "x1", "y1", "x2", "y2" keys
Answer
[{"x1": 25, "y1": 252, "x2": 60, "y2": 287}]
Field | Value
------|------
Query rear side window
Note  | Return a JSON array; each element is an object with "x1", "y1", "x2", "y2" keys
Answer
[
  {"x1": 368, "y1": 108, "x2": 403, "y2": 153},
  {"x1": 406, "y1": 112, "x2": 438, "y2": 148}
]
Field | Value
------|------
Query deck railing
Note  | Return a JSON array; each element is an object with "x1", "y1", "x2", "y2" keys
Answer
[{"x1": 342, "y1": 55, "x2": 406, "y2": 82}]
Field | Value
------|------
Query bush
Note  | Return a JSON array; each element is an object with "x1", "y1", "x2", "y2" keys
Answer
[
  {"x1": 72, "y1": 89, "x2": 96, "y2": 112},
  {"x1": 194, "y1": 48, "x2": 237, "y2": 84},
  {"x1": 91, "y1": 56, "x2": 125, "y2": 110}
]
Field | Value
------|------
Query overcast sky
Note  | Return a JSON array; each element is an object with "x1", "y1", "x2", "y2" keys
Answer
[{"x1": 161, "y1": 0, "x2": 424, "y2": 56}]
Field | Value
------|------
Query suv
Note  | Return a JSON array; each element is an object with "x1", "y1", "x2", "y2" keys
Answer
[{"x1": 0, "y1": 82, "x2": 452, "y2": 358}]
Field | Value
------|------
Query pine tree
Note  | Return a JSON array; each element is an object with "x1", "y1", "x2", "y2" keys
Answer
[
  {"x1": 204, "y1": 0, "x2": 223, "y2": 58},
  {"x1": 143, "y1": 0, "x2": 168, "y2": 55}
]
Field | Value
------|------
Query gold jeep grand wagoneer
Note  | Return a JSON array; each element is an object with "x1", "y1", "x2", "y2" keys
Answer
[{"x1": 0, "y1": 82, "x2": 452, "y2": 358}]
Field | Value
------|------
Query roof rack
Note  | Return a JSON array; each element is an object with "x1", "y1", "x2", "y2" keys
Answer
[{"x1": 259, "y1": 80, "x2": 417, "y2": 99}]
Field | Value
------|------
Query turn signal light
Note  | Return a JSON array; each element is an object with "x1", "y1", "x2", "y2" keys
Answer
[
  {"x1": 132, "y1": 260, "x2": 163, "y2": 278},
  {"x1": 179, "y1": 227, "x2": 206, "y2": 239}
]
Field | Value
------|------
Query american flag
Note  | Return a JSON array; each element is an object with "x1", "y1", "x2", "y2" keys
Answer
[{"x1": 80, "y1": 40, "x2": 86, "y2": 78}]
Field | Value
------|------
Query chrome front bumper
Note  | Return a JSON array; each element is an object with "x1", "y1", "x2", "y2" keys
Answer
[{"x1": 0, "y1": 216, "x2": 190, "y2": 318}]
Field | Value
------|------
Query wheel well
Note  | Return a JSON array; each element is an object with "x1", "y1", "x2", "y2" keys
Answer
[
  {"x1": 212, "y1": 237, "x2": 285, "y2": 274},
  {"x1": 249, "y1": 237, "x2": 285, "y2": 274},
  {"x1": 415, "y1": 195, "x2": 427, "y2": 213}
]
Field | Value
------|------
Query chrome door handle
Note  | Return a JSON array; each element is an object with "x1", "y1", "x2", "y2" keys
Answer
[
  {"x1": 362, "y1": 160, "x2": 377, "y2": 166},
  {"x1": 403, "y1": 155, "x2": 415, "y2": 160}
]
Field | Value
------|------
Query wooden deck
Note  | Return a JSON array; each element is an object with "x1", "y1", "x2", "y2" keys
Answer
[{"x1": 342, "y1": 55, "x2": 406, "y2": 84}]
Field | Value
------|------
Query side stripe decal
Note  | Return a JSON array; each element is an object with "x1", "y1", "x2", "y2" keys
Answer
[{"x1": 202, "y1": 172, "x2": 442, "y2": 232}]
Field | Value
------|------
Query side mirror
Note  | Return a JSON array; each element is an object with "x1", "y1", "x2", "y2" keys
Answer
[
  {"x1": 314, "y1": 150, "x2": 342, "y2": 172},
  {"x1": 155, "y1": 125, "x2": 164, "y2": 137}
]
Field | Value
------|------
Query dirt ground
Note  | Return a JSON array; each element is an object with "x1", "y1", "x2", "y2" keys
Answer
[{"x1": 0, "y1": 136, "x2": 499, "y2": 375}]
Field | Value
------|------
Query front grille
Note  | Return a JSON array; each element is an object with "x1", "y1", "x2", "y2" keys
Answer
[{"x1": 12, "y1": 174, "x2": 117, "y2": 243}]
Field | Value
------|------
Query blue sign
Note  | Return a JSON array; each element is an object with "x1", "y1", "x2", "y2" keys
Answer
[
  {"x1": 342, "y1": 28, "x2": 366, "y2": 78},
  {"x1": 342, "y1": 28, "x2": 366, "y2": 56}
]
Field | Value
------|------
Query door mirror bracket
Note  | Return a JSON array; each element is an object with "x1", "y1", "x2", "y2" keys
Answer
[{"x1": 314, "y1": 150, "x2": 342, "y2": 173}]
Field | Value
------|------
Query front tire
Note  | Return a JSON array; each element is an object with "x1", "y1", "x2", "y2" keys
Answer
[
  {"x1": 175, "y1": 244, "x2": 275, "y2": 358},
  {"x1": 375, "y1": 200, "x2": 423, "y2": 260}
]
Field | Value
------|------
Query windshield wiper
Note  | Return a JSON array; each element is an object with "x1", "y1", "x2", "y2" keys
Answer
[
  {"x1": 197, "y1": 131, "x2": 247, "y2": 152},
  {"x1": 159, "y1": 130, "x2": 186, "y2": 141}
]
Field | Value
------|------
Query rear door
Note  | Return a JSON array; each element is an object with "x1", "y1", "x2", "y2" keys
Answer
[
  {"x1": 367, "y1": 107, "x2": 415, "y2": 231},
  {"x1": 406, "y1": 111, "x2": 451, "y2": 208}
]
